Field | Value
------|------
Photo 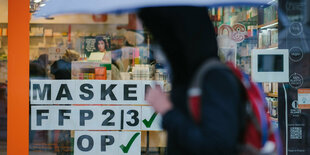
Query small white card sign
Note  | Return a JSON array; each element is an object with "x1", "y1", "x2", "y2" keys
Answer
[
  {"x1": 88, "y1": 52, "x2": 105, "y2": 62},
  {"x1": 48, "y1": 47, "x2": 66, "y2": 61},
  {"x1": 74, "y1": 131, "x2": 141, "y2": 155},
  {"x1": 298, "y1": 89, "x2": 310, "y2": 109}
]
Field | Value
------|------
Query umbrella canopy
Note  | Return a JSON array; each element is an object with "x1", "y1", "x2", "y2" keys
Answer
[{"x1": 34, "y1": 0, "x2": 273, "y2": 18}]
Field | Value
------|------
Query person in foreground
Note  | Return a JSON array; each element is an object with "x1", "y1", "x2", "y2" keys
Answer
[{"x1": 140, "y1": 6, "x2": 246, "y2": 155}]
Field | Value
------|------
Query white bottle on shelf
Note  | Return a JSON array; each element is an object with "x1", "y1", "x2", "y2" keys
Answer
[
  {"x1": 132, "y1": 66, "x2": 136, "y2": 80},
  {"x1": 146, "y1": 65, "x2": 150, "y2": 80}
]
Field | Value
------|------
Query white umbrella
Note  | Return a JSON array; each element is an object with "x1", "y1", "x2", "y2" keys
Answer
[{"x1": 34, "y1": 0, "x2": 273, "y2": 18}]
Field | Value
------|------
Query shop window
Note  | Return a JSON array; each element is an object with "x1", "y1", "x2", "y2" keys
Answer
[
  {"x1": 28, "y1": 0, "x2": 310, "y2": 154},
  {"x1": 28, "y1": 1, "x2": 285, "y2": 155},
  {"x1": 29, "y1": 2, "x2": 169, "y2": 154}
]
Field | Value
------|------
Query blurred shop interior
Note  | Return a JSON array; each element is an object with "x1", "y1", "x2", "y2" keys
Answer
[{"x1": 0, "y1": 0, "x2": 289, "y2": 154}]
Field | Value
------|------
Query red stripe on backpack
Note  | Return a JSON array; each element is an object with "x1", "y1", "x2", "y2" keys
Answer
[{"x1": 188, "y1": 60, "x2": 282, "y2": 155}]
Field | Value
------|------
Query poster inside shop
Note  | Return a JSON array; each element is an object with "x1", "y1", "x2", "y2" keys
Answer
[
  {"x1": 83, "y1": 35, "x2": 111, "y2": 58},
  {"x1": 217, "y1": 23, "x2": 247, "y2": 64},
  {"x1": 74, "y1": 131, "x2": 141, "y2": 155},
  {"x1": 278, "y1": 0, "x2": 310, "y2": 154},
  {"x1": 298, "y1": 89, "x2": 310, "y2": 109}
]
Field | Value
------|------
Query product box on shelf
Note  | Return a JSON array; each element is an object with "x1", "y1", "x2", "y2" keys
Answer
[
  {"x1": 266, "y1": 97, "x2": 278, "y2": 118},
  {"x1": 30, "y1": 27, "x2": 44, "y2": 36},
  {"x1": 258, "y1": 28, "x2": 278, "y2": 49},
  {"x1": 270, "y1": 29, "x2": 278, "y2": 46},
  {"x1": 1, "y1": 28, "x2": 7, "y2": 37},
  {"x1": 0, "y1": 61, "x2": 7, "y2": 83},
  {"x1": 263, "y1": 5, "x2": 277, "y2": 24},
  {"x1": 95, "y1": 67, "x2": 107, "y2": 80},
  {"x1": 71, "y1": 61, "x2": 111, "y2": 80}
]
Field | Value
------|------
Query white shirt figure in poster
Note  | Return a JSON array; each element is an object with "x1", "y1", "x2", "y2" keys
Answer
[
  {"x1": 217, "y1": 23, "x2": 247, "y2": 65},
  {"x1": 95, "y1": 36, "x2": 111, "y2": 63}
]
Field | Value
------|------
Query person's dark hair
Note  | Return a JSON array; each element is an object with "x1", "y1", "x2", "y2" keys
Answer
[
  {"x1": 50, "y1": 60, "x2": 71, "y2": 79},
  {"x1": 95, "y1": 36, "x2": 112, "y2": 51},
  {"x1": 95, "y1": 36, "x2": 106, "y2": 51},
  {"x1": 138, "y1": 6, "x2": 219, "y2": 85},
  {"x1": 30, "y1": 54, "x2": 49, "y2": 78},
  {"x1": 30, "y1": 61, "x2": 47, "y2": 78},
  {"x1": 37, "y1": 54, "x2": 48, "y2": 68}
]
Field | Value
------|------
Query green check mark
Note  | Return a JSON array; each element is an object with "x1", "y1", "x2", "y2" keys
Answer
[
  {"x1": 142, "y1": 112, "x2": 158, "y2": 128},
  {"x1": 120, "y1": 132, "x2": 140, "y2": 153}
]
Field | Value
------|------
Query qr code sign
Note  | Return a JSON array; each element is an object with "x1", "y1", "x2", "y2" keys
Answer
[{"x1": 290, "y1": 127, "x2": 302, "y2": 139}]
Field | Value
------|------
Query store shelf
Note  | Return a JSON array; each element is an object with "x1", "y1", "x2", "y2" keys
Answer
[
  {"x1": 245, "y1": 36, "x2": 258, "y2": 40},
  {"x1": 258, "y1": 19, "x2": 278, "y2": 29},
  {"x1": 270, "y1": 117, "x2": 278, "y2": 122},
  {"x1": 30, "y1": 46, "x2": 54, "y2": 48},
  {"x1": 267, "y1": 93, "x2": 278, "y2": 98},
  {"x1": 30, "y1": 35, "x2": 44, "y2": 37},
  {"x1": 258, "y1": 44, "x2": 278, "y2": 50},
  {"x1": 237, "y1": 16, "x2": 258, "y2": 24},
  {"x1": 240, "y1": 56, "x2": 251, "y2": 59},
  {"x1": 30, "y1": 36, "x2": 67, "y2": 37}
]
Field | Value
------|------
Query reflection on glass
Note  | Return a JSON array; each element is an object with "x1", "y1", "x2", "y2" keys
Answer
[
  {"x1": 258, "y1": 55, "x2": 284, "y2": 72},
  {"x1": 28, "y1": 2, "x2": 285, "y2": 155}
]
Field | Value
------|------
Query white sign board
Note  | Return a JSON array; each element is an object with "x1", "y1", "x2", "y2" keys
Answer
[
  {"x1": 30, "y1": 80, "x2": 163, "y2": 105},
  {"x1": 31, "y1": 106, "x2": 162, "y2": 131},
  {"x1": 74, "y1": 131, "x2": 141, "y2": 155}
]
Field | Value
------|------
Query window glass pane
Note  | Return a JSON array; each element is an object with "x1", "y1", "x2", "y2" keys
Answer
[
  {"x1": 29, "y1": 2, "x2": 169, "y2": 154},
  {"x1": 29, "y1": 0, "x2": 310, "y2": 154},
  {"x1": 210, "y1": 4, "x2": 279, "y2": 124},
  {"x1": 0, "y1": 0, "x2": 8, "y2": 153}
]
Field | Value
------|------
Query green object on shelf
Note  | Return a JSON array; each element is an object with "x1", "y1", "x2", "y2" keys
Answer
[{"x1": 100, "y1": 63, "x2": 111, "y2": 70}]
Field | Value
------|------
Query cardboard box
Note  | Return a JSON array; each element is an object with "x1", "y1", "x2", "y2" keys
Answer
[{"x1": 71, "y1": 61, "x2": 111, "y2": 80}]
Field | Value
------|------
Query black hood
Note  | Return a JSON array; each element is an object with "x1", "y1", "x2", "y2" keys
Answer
[{"x1": 138, "y1": 6, "x2": 219, "y2": 86}]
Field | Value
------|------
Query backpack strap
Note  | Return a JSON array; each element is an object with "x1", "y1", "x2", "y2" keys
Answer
[
  {"x1": 188, "y1": 58, "x2": 229, "y2": 123},
  {"x1": 227, "y1": 62, "x2": 270, "y2": 147}
]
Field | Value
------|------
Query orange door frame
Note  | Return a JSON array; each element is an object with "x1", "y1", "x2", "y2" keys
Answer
[{"x1": 8, "y1": 0, "x2": 29, "y2": 154}]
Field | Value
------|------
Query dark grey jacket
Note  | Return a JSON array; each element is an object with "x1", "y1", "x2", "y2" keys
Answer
[{"x1": 139, "y1": 6, "x2": 246, "y2": 155}]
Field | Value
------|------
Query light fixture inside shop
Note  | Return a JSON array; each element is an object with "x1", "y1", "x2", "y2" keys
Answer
[
  {"x1": 260, "y1": 22, "x2": 278, "y2": 29},
  {"x1": 267, "y1": 0, "x2": 277, "y2": 5},
  {"x1": 34, "y1": 0, "x2": 42, "y2": 3},
  {"x1": 40, "y1": 3, "x2": 46, "y2": 7}
]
